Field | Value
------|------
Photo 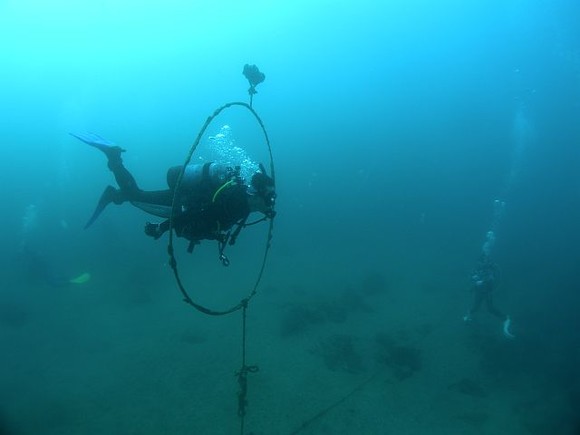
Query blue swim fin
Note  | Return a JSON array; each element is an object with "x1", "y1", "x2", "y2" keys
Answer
[{"x1": 70, "y1": 132, "x2": 126, "y2": 160}]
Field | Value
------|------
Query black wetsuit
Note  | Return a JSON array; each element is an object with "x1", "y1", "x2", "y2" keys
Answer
[
  {"x1": 467, "y1": 260, "x2": 507, "y2": 320},
  {"x1": 101, "y1": 154, "x2": 250, "y2": 243}
]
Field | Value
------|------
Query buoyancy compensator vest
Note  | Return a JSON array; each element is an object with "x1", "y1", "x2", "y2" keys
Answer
[{"x1": 166, "y1": 162, "x2": 240, "y2": 211}]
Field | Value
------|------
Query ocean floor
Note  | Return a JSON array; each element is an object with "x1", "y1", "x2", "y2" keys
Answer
[{"x1": 1, "y1": 249, "x2": 578, "y2": 435}]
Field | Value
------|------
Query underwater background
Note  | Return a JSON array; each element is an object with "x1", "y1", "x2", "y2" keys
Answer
[{"x1": 1, "y1": 0, "x2": 579, "y2": 433}]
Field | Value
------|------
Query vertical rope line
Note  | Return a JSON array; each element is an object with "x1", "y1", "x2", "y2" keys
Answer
[
  {"x1": 242, "y1": 304, "x2": 248, "y2": 367},
  {"x1": 167, "y1": 100, "x2": 273, "y2": 434},
  {"x1": 239, "y1": 304, "x2": 248, "y2": 435}
]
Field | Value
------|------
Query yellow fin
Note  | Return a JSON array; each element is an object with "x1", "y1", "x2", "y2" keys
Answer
[{"x1": 69, "y1": 272, "x2": 91, "y2": 285}]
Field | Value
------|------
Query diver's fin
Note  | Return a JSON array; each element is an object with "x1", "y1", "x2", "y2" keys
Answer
[
  {"x1": 69, "y1": 272, "x2": 91, "y2": 285},
  {"x1": 70, "y1": 132, "x2": 126, "y2": 161},
  {"x1": 85, "y1": 185, "x2": 121, "y2": 229},
  {"x1": 503, "y1": 316, "x2": 515, "y2": 339}
]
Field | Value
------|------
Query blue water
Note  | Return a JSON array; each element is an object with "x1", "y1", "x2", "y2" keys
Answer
[{"x1": 1, "y1": 1, "x2": 579, "y2": 434}]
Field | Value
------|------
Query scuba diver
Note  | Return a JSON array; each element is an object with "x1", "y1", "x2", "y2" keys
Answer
[
  {"x1": 18, "y1": 204, "x2": 91, "y2": 287},
  {"x1": 71, "y1": 132, "x2": 276, "y2": 259},
  {"x1": 19, "y1": 246, "x2": 91, "y2": 288},
  {"x1": 463, "y1": 253, "x2": 515, "y2": 339}
]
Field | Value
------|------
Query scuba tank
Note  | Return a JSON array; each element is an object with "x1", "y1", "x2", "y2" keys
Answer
[{"x1": 166, "y1": 162, "x2": 239, "y2": 210}]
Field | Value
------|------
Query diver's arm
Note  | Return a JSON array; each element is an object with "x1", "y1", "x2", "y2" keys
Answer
[{"x1": 144, "y1": 220, "x2": 170, "y2": 239}]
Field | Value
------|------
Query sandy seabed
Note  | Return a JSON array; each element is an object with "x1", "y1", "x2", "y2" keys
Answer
[{"x1": 1, "y1": 252, "x2": 576, "y2": 435}]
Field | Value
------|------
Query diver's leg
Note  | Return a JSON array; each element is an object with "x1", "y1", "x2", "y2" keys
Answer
[
  {"x1": 485, "y1": 293, "x2": 507, "y2": 320},
  {"x1": 71, "y1": 132, "x2": 140, "y2": 196},
  {"x1": 464, "y1": 289, "x2": 484, "y2": 321},
  {"x1": 107, "y1": 153, "x2": 140, "y2": 195},
  {"x1": 73, "y1": 132, "x2": 143, "y2": 227},
  {"x1": 131, "y1": 190, "x2": 174, "y2": 207},
  {"x1": 89, "y1": 142, "x2": 140, "y2": 196},
  {"x1": 485, "y1": 294, "x2": 514, "y2": 338}
]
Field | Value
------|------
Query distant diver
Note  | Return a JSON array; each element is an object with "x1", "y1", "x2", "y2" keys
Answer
[
  {"x1": 20, "y1": 247, "x2": 91, "y2": 288},
  {"x1": 71, "y1": 132, "x2": 276, "y2": 257},
  {"x1": 463, "y1": 253, "x2": 514, "y2": 339},
  {"x1": 18, "y1": 204, "x2": 90, "y2": 288}
]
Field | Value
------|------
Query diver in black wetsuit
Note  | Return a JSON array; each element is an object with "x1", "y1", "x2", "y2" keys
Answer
[
  {"x1": 465, "y1": 255, "x2": 505, "y2": 319},
  {"x1": 463, "y1": 254, "x2": 514, "y2": 338},
  {"x1": 72, "y1": 132, "x2": 276, "y2": 253}
]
